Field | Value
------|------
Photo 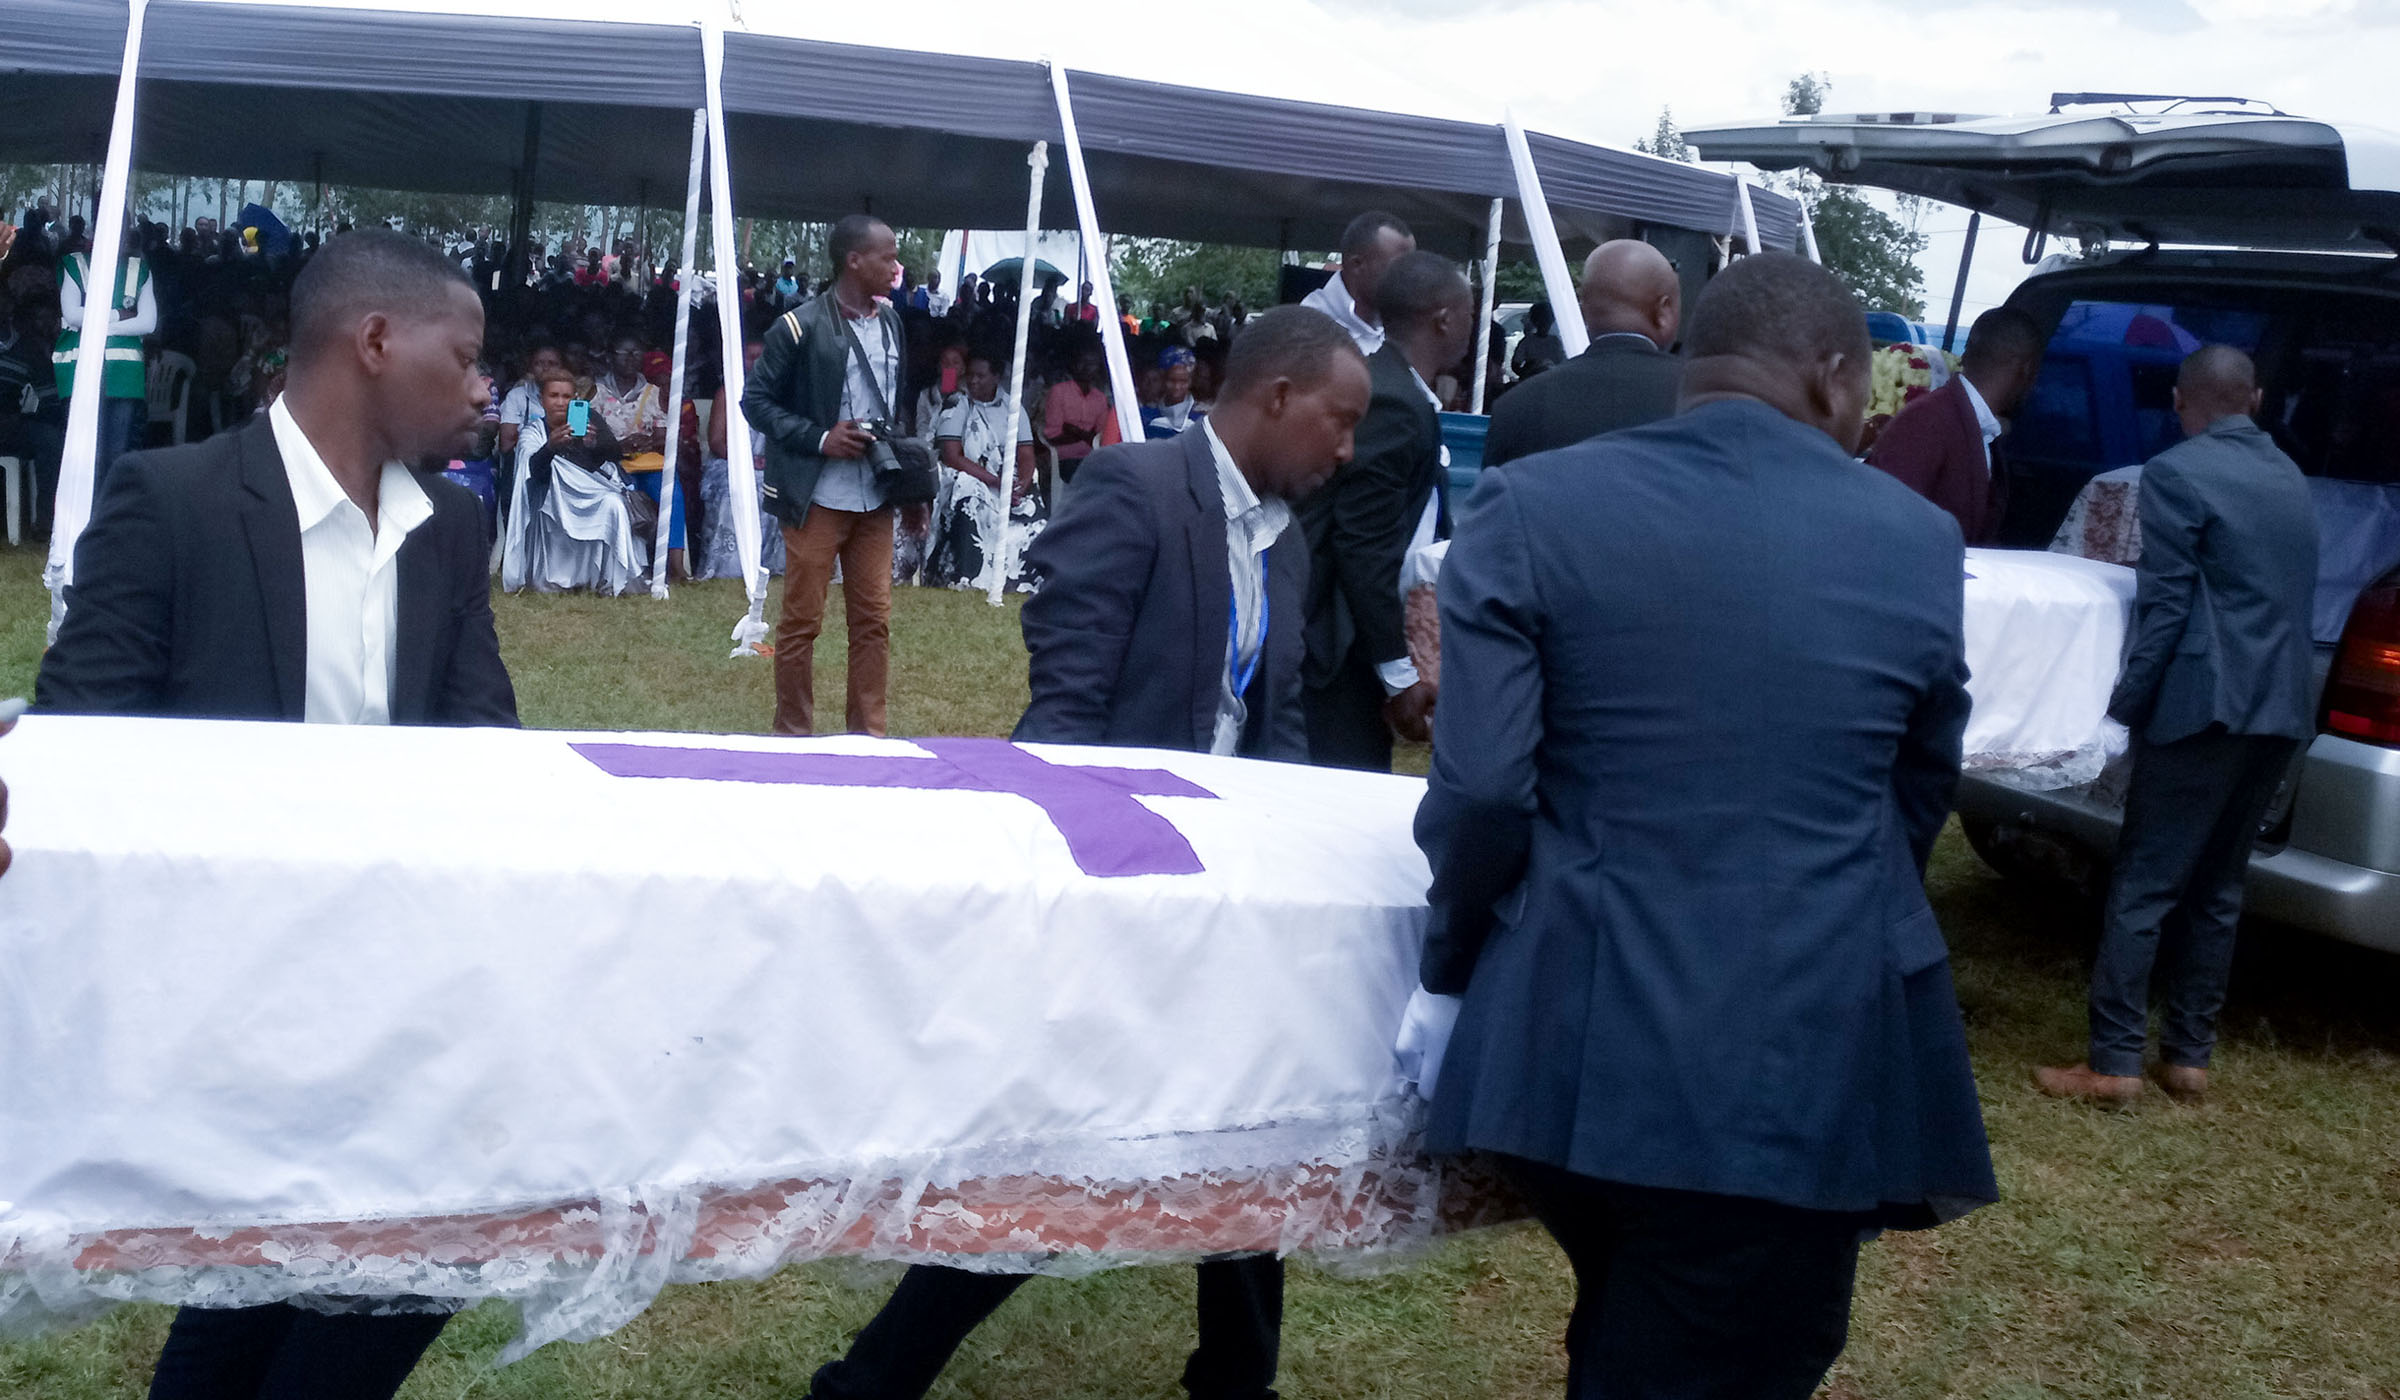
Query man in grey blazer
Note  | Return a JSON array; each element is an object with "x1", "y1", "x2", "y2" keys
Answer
[
  {"x1": 2038, "y1": 346, "x2": 2319, "y2": 1107},
  {"x1": 1413, "y1": 254, "x2": 1993, "y2": 1398},
  {"x1": 800, "y1": 308, "x2": 1370, "y2": 1400},
  {"x1": 1481, "y1": 239, "x2": 1683, "y2": 468}
]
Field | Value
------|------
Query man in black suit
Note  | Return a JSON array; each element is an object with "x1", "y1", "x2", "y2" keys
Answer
[
  {"x1": 1482, "y1": 239, "x2": 1682, "y2": 468},
  {"x1": 801, "y1": 308, "x2": 1370, "y2": 1400},
  {"x1": 1298, "y1": 250, "x2": 1473, "y2": 770},
  {"x1": 36, "y1": 229, "x2": 517, "y2": 1400},
  {"x1": 1413, "y1": 255, "x2": 1992, "y2": 1398},
  {"x1": 2037, "y1": 346, "x2": 2319, "y2": 1107}
]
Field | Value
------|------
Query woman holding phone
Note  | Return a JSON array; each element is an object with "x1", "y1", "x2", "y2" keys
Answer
[{"x1": 499, "y1": 368, "x2": 646, "y2": 595}]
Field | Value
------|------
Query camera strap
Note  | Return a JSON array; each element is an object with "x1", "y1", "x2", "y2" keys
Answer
[{"x1": 839, "y1": 308, "x2": 897, "y2": 424}]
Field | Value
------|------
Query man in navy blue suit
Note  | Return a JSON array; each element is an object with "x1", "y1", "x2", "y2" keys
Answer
[
  {"x1": 801, "y1": 307, "x2": 1370, "y2": 1400},
  {"x1": 1412, "y1": 254, "x2": 1995, "y2": 1399}
]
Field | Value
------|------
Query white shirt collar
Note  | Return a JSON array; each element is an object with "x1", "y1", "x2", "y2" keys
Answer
[
  {"x1": 270, "y1": 396, "x2": 434, "y2": 540},
  {"x1": 1202, "y1": 418, "x2": 1291, "y2": 549},
  {"x1": 1407, "y1": 363, "x2": 1443, "y2": 411},
  {"x1": 1958, "y1": 374, "x2": 2005, "y2": 447}
]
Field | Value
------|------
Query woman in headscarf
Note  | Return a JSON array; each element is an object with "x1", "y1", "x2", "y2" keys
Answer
[{"x1": 1140, "y1": 344, "x2": 1204, "y2": 440}]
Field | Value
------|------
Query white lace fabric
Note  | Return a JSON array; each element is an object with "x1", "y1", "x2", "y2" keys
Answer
[{"x1": 3, "y1": 1110, "x2": 1522, "y2": 1361}]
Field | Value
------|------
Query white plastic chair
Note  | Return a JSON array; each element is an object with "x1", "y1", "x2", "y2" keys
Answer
[
  {"x1": 0, "y1": 455, "x2": 22, "y2": 547},
  {"x1": 147, "y1": 350, "x2": 196, "y2": 446}
]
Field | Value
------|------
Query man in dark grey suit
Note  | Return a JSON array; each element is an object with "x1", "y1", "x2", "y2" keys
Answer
[
  {"x1": 1412, "y1": 254, "x2": 1993, "y2": 1398},
  {"x1": 1297, "y1": 251, "x2": 1473, "y2": 771},
  {"x1": 2037, "y1": 346, "x2": 2319, "y2": 1108},
  {"x1": 1481, "y1": 239, "x2": 1682, "y2": 468},
  {"x1": 36, "y1": 229, "x2": 517, "y2": 1400},
  {"x1": 801, "y1": 308, "x2": 1370, "y2": 1400}
]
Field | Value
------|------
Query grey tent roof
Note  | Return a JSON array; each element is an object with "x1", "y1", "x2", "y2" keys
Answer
[{"x1": 2, "y1": 0, "x2": 1799, "y2": 254}]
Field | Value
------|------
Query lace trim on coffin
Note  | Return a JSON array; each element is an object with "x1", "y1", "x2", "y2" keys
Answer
[{"x1": 1, "y1": 1104, "x2": 1524, "y2": 1362}]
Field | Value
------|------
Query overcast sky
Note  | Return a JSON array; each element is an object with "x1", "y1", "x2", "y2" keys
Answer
[
  {"x1": 773, "y1": 0, "x2": 2396, "y2": 320},
  {"x1": 264, "y1": 0, "x2": 2396, "y2": 317}
]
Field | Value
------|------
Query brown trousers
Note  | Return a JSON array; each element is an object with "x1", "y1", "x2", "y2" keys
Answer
[{"x1": 775, "y1": 505, "x2": 893, "y2": 736}]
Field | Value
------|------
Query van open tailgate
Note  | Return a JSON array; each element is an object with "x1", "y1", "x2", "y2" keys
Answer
[{"x1": 1687, "y1": 109, "x2": 2400, "y2": 255}]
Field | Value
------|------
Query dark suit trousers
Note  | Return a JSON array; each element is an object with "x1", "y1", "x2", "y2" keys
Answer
[
  {"x1": 1499, "y1": 1157, "x2": 1865, "y2": 1400},
  {"x1": 806, "y1": 1257, "x2": 1283, "y2": 1400},
  {"x1": 2089, "y1": 730, "x2": 2300, "y2": 1077},
  {"x1": 148, "y1": 1303, "x2": 450, "y2": 1400},
  {"x1": 1303, "y1": 651, "x2": 1394, "y2": 773}
]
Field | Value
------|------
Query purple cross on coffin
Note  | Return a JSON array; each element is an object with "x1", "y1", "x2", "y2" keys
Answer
[{"x1": 571, "y1": 737, "x2": 1221, "y2": 878}]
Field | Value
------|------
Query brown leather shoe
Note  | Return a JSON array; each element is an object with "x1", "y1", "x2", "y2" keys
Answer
[
  {"x1": 2033, "y1": 1062, "x2": 2144, "y2": 1106},
  {"x1": 2149, "y1": 1063, "x2": 2208, "y2": 1106}
]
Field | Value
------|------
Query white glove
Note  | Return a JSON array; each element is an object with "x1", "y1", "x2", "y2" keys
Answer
[{"x1": 1393, "y1": 987, "x2": 1464, "y2": 1101}]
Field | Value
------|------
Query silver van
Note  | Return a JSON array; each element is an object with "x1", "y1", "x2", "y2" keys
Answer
[{"x1": 1693, "y1": 103, "x2": 2400, "y2": 951}]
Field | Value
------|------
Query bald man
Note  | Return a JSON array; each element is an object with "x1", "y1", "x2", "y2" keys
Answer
[
  {"x1": 1482, "y1": 239, "x2": 1681, "y2": 467},
  {"x1": 2038, "y1": 345, "x2": 2318, "y2": 1108}
]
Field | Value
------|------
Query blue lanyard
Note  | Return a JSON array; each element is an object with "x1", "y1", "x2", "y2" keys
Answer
[{"x1": 1228, "y1": 549, "x2": 1269, "y2": 699}]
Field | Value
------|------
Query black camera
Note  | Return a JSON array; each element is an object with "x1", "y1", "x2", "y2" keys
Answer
[{"x1": 858, "y1": 418, "x2": 902, "y2": 479}]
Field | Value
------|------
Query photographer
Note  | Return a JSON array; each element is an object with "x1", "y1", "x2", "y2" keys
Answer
[{"x1": 745, "y1": 213, "x2": 918, "y2": 737}]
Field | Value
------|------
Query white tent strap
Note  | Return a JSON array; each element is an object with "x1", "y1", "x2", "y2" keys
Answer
[
  {"x1": 1502, "y1": 110, "x2": 1586, "y2": 359},
  {"x1": 1048, "y1": 64, "x2": 1143, "y2": 446},
  {"x1": 989, "y1": 140, "x2": 1050, "y2": 608},
  {"x1": 1469, "y1": 196, "x2": 1502, "y2": 416},
  {"x1": 702, "y1": 18, "x2": 770, "y2": 655},
  {"x1": 1735, "y1": 179, "x2": 1763, "y2": 257},
  {"x1": 45, "y1": 0, "x2": 150, "y2": 644},
  {"x1": 1797, "y1": 198, "x2": 1822, "y2": 264},
  {"x1": 650, "y1": 107, "x2": 707, "y2": 602}
]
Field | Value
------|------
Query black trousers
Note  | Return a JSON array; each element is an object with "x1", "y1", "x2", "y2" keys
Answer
[
  {"x1": 147, "y1": 1302, "x2": 451, "y2": 1400},
  {"x1": 1302, "y1": 650, "x2": 1394, "y2": 773},
  {"x1": 1500, "y1": 1157, "x2": 1867, "y2": 1400},
  {"x1": 2089, "y1": 729, "x2": 2300, "y2": 1077},
  {"x1": 806, "y1": 1256, "x2": 1283, "y2": 1400}
]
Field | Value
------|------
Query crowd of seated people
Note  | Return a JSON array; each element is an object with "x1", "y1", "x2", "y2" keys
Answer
[{"x1": 6, "y1": 206, "x2": 1518, "y2": 599}]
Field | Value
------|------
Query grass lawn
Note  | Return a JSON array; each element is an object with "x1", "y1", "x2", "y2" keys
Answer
[{"x1": 5, "y1": 548, "x2": 2399, "y2": 1399}]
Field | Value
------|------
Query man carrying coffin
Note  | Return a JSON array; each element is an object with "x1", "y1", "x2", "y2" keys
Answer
[
  {"x1": 798, "y1": 307, "x2": 1370, "y2": 1400},
  {"x1": 1410, "y1": 255, "x2": 1994, "y2": 1398},
  {"x1": 37, "y1": 230, "x2": 516, "y2": 1400}
]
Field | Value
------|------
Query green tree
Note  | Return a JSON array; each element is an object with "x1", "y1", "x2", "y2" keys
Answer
[
  {"x1": 1775, "y1": 72, "x2": 1929, "y2": 317},
  {"x1": 1109, "y1": 239, "x2": 1297, "y2": 316},
  {"x1": 1633, "y1": 108, "x2": 1694, "y2": 164}
]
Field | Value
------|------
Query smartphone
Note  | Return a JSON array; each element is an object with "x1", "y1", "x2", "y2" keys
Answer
[
  {"x1": 567, "y1": 399, "x2": 590, "y2": 438},
  {"x1": 940, "y1": 366, "x2": 959, "y2": 397}
]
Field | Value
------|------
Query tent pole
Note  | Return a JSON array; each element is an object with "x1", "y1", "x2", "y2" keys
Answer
[
  {"x1": 1470, "y1": 196, "x2": 1502, "y2": 415},
  {"x1": 702, "y1": 16, "x2": 770, "y2": 655},
  {"x1": 1048, "y1": 64, "x2": 1143, "y2": 444},
  {"x1": 46, "y1": 0, "x2": 149, "y2": 644},
  {"x1": 649, "y1": 109, "x2": 707, "y2": 602},
  {"x1": 509, "y1": 103, "x2": 542, "y2": 297},
  {"x1": 1943, "y1": 211, "x2": 1981, "y2": 351},
  {"x1": 1798, "y1": 198, "x2": 1821, "y2": 263},
  {"x1": 1734, "y1": 178, "x2": 1762, "y2": 257},
  {"x1": 989, "y1": 140, "x2": 1049, "y2": 608},
  {"x1": 1502, "y1": 110, "x2": 1587, "y2": 358}
]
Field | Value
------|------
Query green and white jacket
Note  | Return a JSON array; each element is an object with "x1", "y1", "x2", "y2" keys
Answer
[{"x1": 53, "y1": 252, "x2": 152, "y2": 401}]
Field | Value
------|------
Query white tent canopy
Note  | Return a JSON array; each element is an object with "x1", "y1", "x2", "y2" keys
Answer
[
  {"x1": 2, "y1": 0, "x2": 1801, "y2": 257},
  {"x1": 11, "y1": 0, "x2": 1804, "y2": 633}
]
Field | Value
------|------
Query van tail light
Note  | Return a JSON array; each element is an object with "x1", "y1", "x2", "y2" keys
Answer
[{"x1": 2322, "y1": 574, "x2": 2400, "y2": 747}]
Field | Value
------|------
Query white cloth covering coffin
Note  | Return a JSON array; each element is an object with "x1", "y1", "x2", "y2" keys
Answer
[
  {"x1": 1961, "y1": 546, "x2": 2136, "y2": 788},
  {"x1": 0, "y1": 718, "x2": 1489, "y2": 1357}
]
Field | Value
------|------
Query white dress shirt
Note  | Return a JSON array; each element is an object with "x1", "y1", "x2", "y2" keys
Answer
[
  {"x1": 270, "y1": 397, "x2": 435, "y2": 726},
  {"x1": 814, "y1": 304, "x2": 898, "y2": 513},
  {"x1": 1376, "y1": 364, "x2": 1450, "y2": 697},
  {"x1": 1300, "y1": 271, "x2": 1384, "y2": 356},
  {"x1": 1202, "y1": 418, "x2": 1293, "y2": 756},
  {"x1": 1958, "y1": 373, "x2": 2005, "y2": 470}
]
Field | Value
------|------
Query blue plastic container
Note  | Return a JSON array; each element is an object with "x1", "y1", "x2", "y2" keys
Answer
[{"x1": 1439, "y1": 412, "x2": 1488, "y2": 500}]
